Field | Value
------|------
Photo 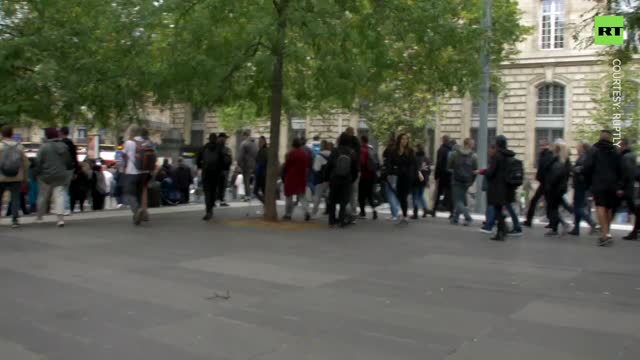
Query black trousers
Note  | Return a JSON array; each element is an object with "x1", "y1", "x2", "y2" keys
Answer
[
  {"x1": 92, "y1": 192, "x2": 105, "y2": 211},
  {"x1": 358, "y1": 178, "x2": 376, "y2": 214},
  {"x1": 614, "y1": 193, "x2": 640, "y2": 233},
  {"x1": 6, "y1": 192, "x2": 29, "y2": 216},
  {"x1": 494, "y1": 205, "x2": 507, "y2": 234},
  {"x1": 179, "y1": 187, "x2": 190, "y2": 204},
  {"x1": 527, "y1": 185, "x2": 573, "y2": 223},
  {"x1": 329, "y1": 181, "x2": 351, "y2": 225},
  {"x1": 545, "y1": 193, "x2": 562, "y2": 232},
  {"x1": 71, "y1": 191, "x2": 87, "y2": 212},
  {"x1": 254, "y1": 173, "x2": 266, "y2": 204},
  {"x1": 397, "y1": 180, "x2": 411, "y2": 218},
  {"x1": 217, "y1": 172, "x2": 227, "y2": 202},
  {"x1": 432, "y1": 179, "x2": 452, "y2": 214},
  {"x1": 203, "y1": 174, "x2": 219, "y2": 214}
]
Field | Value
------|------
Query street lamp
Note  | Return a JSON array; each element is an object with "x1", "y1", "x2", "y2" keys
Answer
[{"x1": 475, "y1": 0, "x2": 492, "y2": 214}]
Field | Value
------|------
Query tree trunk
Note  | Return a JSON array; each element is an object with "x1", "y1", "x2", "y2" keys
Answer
[{"x1": 263, "y1": 0, "x2": 288, "y2": 222}]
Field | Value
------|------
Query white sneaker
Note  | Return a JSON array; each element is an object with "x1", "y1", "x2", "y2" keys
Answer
[
  {"x1": 57, "y1": 221, "x2": 65, "y2": 228},
  {"x1": 63, "y1": 211, "x2": 71, "y2": 216},
  {"x1": 387, "y1": 216, "x2": 398, "y2": 221}
]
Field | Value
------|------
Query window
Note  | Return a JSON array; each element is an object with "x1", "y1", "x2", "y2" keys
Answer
[
  {"x1": 541, "y1": 0, "x2": 564, "y2": 49},
  {"x1": 291, "y1": 117, "x2": 306, "y2": 140},
  {"x1": 470, "y1": 128, "x2": 497, "y2": 151},
  {"x1": 76, "y1": 126, "x2": 87, "y2": 142},
  {"x1": 191, "y1": 107, "x2": 205, "y2": 146},
  {"x1": 537, "y1": 84, "x2": 565, "y2": 121}
]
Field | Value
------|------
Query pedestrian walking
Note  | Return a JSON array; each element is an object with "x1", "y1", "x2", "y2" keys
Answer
[
  {"x1": 238, "y1": 130, "x2": 257, "y2": 201},
  {"x1": 431, "y1": 135, "x2": 453, "y2": 218},
  {"x1": 583, "y1": 130, "x2": 622, "y2": 246},
  {"x1": 70, "y1": 162, "x2": 90, "y2": 212},
  {"x1": 358, "y1": 135, "x2": 379, "y2": 220},
  {"x1": 282, "y1": 138, "x2": 311, "y2": 221},
  {"x1": 412, "y1": 144, "x2": 431, "y2": 219},
  {"x1": 326, "y1": 133, "x2": 358, "y2": 227},
  {"x1": 478, "y1": 135, "x2": 518, "y2": 241},
  {"x1": 568, "y1": 141, "x2": 597, "y2": 235},
  {"x1": 389, "y1": 133, "x2": 421, "y2": 225},
  {"x1": 382, "y1": 136, "x2": 400, "y2": 221},
  {"x1": 311, "y1": 140, "x2": 331, "y2": 216},
  {"x1": 60, "y1": 126, "x2": 78, "y2": 215},
  {"x1": 448, "y1": 138, "x2": 478, "y2": 226},
  {"x1": 90, "y1": 161, "x2": 107, "y2": 211},
  {"x1": 34, "y1": 128, "x2": 74, "y2": 227},
  {"x1": 103, "y1": 164, "x2": 115, "y2": 209},
  {"x1": 0, "y1": 125, "x2": 30, "y2": 228},
  {"x1": 122, "y1": 125, "x2": 156, "y2": 225},
  {"x1": 614, "y1": 139, "x2": 639, "y2": 240},
  {"x1": 254, "y1": 136, "x2": 268, "y2": 204},
  {"x1": 543, "y1": 139, "x2": 571, "y2": 236},
  {"x1": 217, "y1": 133, "x2": 232, "y2": 207},
  {"x1": 344, "y1": 127, "x2": 361, "y2": 221},
  {"x1": 197, "y1": 133, "x2": 223, "y2": 220}
]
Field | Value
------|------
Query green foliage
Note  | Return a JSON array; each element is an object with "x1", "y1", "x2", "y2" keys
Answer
[{"x1": 577, "y1": 65, "x2": 640, "y2": 145}]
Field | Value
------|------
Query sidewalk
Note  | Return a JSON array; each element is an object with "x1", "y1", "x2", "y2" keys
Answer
[{"x1": 1, "y1": 200, "x2": 635, "y2": 231}]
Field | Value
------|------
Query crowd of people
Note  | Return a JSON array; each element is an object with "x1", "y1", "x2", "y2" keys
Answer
[{"x1": 1, "y1": 123, "x2": 638, "y2": 247}]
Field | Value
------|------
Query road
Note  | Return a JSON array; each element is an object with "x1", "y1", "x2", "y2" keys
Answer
[{"x1": 1, "y1": 204, "x2": 639, "y2": 359}]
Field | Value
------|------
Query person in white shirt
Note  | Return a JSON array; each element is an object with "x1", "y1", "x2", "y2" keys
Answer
[
  {"x1": 122, "y1": 125, "x2": 151, "y2": 225},
  {"x1": 311, "y1": 140, "x2": 332, "y2": 216},
  {"x1": 102, "y1": 165, "x2": 114, "y2": 209}
]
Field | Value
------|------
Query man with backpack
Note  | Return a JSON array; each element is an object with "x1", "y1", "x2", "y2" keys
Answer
[
  {"x1": 325, "y1": 133, "x2": 359, "y2": 227},
  {"x1": 358, "y1": 135, "x2": 379, "y2": 220},
  {"x1": 197, "y1": 133, "x2": 224, "y2": 220},
  {"x1": 448, "y1": 138, "x2": 478, "y2": 226},
  {"x1": 122, "y1": 125, "x2": 157, "y2": 225},
  {"x1": 0, "y1": 125, "x2": 30, "y2": 228},
  {"x1": 34, "y1": 128, "x2": 74, "y2": 228}
]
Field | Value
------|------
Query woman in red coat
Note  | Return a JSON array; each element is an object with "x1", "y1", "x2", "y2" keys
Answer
[{"x1": 282, "y1": 138, "x2": 310, "y2": 221}]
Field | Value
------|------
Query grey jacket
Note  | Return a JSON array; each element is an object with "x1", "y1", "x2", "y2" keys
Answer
[
  {"x1": 35, "y1": 139, "x2": 73, "y2": 186},
  {"x1": 238, "y1": 139, "x2": 258, "y2": 173}
]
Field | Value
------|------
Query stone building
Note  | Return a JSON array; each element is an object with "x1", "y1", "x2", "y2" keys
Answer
[{"x1": 438, "y1": 0, "x2": 640, "y2": 174}]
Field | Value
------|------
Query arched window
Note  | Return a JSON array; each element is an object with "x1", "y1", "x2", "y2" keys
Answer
[
  {"x1": 541, "y1": 0, "x2": 564, "y2": 49},
  {"x1": 535, "y1": 83, "x2": 565, "y2": 161}
]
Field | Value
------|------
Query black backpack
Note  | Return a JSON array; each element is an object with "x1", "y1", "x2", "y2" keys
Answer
[
  {"x1": 334, "y1": 153, "x2": 352, "y2": 178},
  {"x1": 1, "y1": 141, "x2": 22, "y2": 177},
  {"x1": 453, "y1": 152, "x2": 475, "y2": 184},
  {"x1": 315, "y1": 154, "x2": 330, "y2": 182},
  {"x1": 505, "y1": 157, "x2": 524, "y2": 187}
]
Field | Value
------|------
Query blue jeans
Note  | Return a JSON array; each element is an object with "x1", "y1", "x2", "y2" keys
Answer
[
  {"x1": 385, "y1": 177, "x2": 400, "y2": 218},
  {"x1": 484, "y1": 203, "x2": 521, "y2": 231},
  {"x1": 573, "y1": 187, "x2": 595, "y2": 233},
  {"x1": 412, "y1": 186, "x2": 428, "y2": 211},
  {"x1": 452, "y1": 182, "x2": 472, "y2": 223}
]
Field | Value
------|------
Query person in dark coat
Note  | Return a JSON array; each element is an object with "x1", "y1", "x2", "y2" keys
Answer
[
  {"x1": 197, "y1": 133, "x2": 223, "y2": 220},
  {"x1": 217, "y1": 133, "x2": 232, "y2": 206},
  {"x1": 412, "y1": 144, "x2": 430, "y2": 219},
  {"x1": 174, "y1": 158, "x2": 193, "y2": 204},
  {"x1": 569, "y1": 141, "x2": 597, "y2": 236},
  {"x1": 543, "y1": 140, "x2": 571, "y2": 236},
  {"x1": 614, "y1": 138, "x2": 639, "y2": 240},
  {"x1": 479, "y1": 135, "x2": 516, "y2": 241},
  {"x1": 90, "y1": 161, "x2": 106, "y2": 211},
  {"x1": 70, "y1": 162, "x2": 91, "y2": 212},
  {"x1": 583, "y1": 130, "x2": 622, "y2": 246},
  {"x1": 254, "y1": 136, "x2": 268, "y2": 204},
  {"x1": 325, "y1": 133, "x2": 359, "y2": 227},
  {"x1": 358, "y1": 135, "x2": 379, "y2": 220},
  {"x1": 389, "y1": 133, "x2": 420, "y2": 224},
  {"x1": 282, "y1": 138, "x2": 310, "y2": 221},
  {"x1": 381, "y1": 135, "x2": 400, "y2": 220},
  {"x1": 431, "y1": 135, "x2": 453, "y2": 218}
]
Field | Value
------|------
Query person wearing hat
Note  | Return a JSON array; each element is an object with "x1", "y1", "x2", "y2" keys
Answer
[
  {"x1": 217, "y1": 132, "x2": 232, "y2": 206},
  {"x1": 34, "y1": 128, "x2": 74, "y2": 227}
]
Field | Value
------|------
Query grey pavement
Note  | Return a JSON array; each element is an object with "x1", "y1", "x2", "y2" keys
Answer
[{"x1": 0, "y1": 204, "x2": 639, "y2": 360}]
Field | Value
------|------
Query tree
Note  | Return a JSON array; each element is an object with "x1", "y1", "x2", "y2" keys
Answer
[
  {"x1": 574, "y1": 0, "x2": 640, "y2": 63},
  {"x1": 0, "y1": 0, "x2": 160, "y2": 128},
  {"x1": 577, "y1": 65, "x2": 640, "y2": 146}
]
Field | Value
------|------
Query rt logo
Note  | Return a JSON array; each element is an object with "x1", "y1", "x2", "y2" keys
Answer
[{"x1": 594, "y1": 16, "x2": 624, "y2": 45}]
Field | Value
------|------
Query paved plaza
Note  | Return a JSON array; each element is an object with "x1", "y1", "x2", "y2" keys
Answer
[{"x1": 1, "y1": 204, "x2": 639, "y2": 359}]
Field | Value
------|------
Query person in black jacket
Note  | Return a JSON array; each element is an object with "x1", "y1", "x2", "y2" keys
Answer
[
  {"x1": 614, "y1": 139, "x2": 639, "y2": 240},
  {"x1": 174, "y1": 158, "x2": 193, "y2": 204},
  {"x1": 431, "y1": 135, "x2": 453, "y2": 218},
  {"x1": 569, "y1": 141, "x2": 597, "y2": 235},
  {"x1": 543, "y1": 141, "x2": 571, "y2": 236},
  {"x1": 254, "y1": 136, "x2": 268, "y2": 204},
  {"x1": 583, "y1": 130, "x2": 622, "y2": 246},
  {"x1": 325, "y1": 133, "x2": 359, "y2": 227},
  {"x1": 479, "y1": 135, "x2": 516, "y2": 241},
  {"x1": 217, "y1": 133, "x2": 232, "y2": 206},
  {"x1": 523, "y1": 138, "x2": 552, "y2": 227},
  {"x1": 197, "y1": 133, "x2": 223, "y2": 220},
  {"x1": 389, "y1": 133, "x2": 420, "y2": 224}
]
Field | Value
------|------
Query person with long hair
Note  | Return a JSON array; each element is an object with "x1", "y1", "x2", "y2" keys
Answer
[
  {"x1": 389, "y1": 133, "x2": 422, "y2": 224},
  {"x1": 412, "y1": 143, "x2": 430, "y2": 219},
  {"x1": 543, "y1": 139, "x2": 571, "y2": 236},
  {"x1": 569, "y1": 141, "x2": 597, "y2": 235},
  {"x1": 381, "y1": 134, "x2": 400, "y2": 220}
]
